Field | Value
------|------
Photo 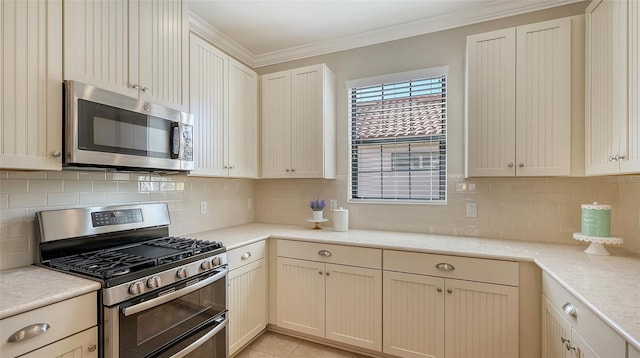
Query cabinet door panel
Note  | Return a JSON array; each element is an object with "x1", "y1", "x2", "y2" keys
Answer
[
  {"x1": 20, "y1": 327, "x2": 98, "y2": 358},
  {"x1": 189, "y1": 34, "x2": 228, "y2": 177},
  {"x1": 261, "y1": 71, "x2": 292, "y2": 178},
  {"x1": 516, "y1": 18, "x2": 571, "y2": 176},
  {"x1": 1, "y1": 0, "x2": 62, "y2": 170},
  {"x1": 325, "y1": 263, "x2": 382, "y2": 351},
  {"x1": 466, "y1": 28, "x2": 516, "y2": 177},
  {"x1": 383, "y1": 271, "x2": 444, "y2": 358},
  {"x1": 291, "y1": 65, "x2": 324, "y2": 178},
  {"x1": 444, "y1": 279, "x2": 518, "y2": 358},
  {"x1": 542, "y1": 297, "x2": 571, "y2": 358},
  {"x1": 228, "y1": 58, "x2": 258, "y2": 178},
  {"x1": 229, "y1": 259, "x2": 267, "y2": 355},
  {"x1": 621, "y1": 0, "x2": 640, "y2": 173},
  {"x1": 276, "y1": 257, "x2": 325, "y2": 337}
]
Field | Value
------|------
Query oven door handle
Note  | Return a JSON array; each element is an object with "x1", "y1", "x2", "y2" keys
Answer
[
  {"x1": 122, "y1": 269, "x2": 227, "y2": 317},
  {"x1": 168, "y1": 317, "x2": 228, "y2": 358}
]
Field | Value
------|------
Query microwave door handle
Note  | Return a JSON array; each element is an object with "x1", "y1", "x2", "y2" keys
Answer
[
  {"x1": 169, "y1": 317, "x2": 228, "y2": 358},
  {"x1": 170, "y1": 123, "x2": 180, "y2": 159},
  {"x1": 122, "y1": 268, "x2": 227, "y2": 317}
]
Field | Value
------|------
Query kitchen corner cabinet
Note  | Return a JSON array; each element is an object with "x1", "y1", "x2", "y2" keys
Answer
[
  {"x1": 261, "y1": 64, "x2": 336, "y2": 179},
  {"x1": 585, "y1": 0, "x2": 640, "y2": 175},
  {"x1": 275, "y1": 240, "x2": 382, "y2": 351},
  {"x1": 383, "y1": 251, "x2": 519, "y2": 358},
  {"x1": 189, "y1": 34, "x2": 258, "y2": 178},
  {"x1": 466, "y1": 17, "x2": 572, "y2": 177},
  {"x1": 0, "y1": 292, "x2": 97, "y2": 358},
  {"x1": 63, "y1": 0, "x2": 189, "y2": 112},
  {"x1": 228, "y1": 241, "x2": 267, "y2": 355},
  {"x1": 0, "y1": 0, "x2": 63, "y2": 171},
  {"x1": 541, "y1": 272, "x2": 625, "y2": 358}
]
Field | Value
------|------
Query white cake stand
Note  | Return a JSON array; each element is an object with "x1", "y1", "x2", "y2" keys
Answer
[{"x1": 573, "y1": 233, "x2": 624, "y2": 255}]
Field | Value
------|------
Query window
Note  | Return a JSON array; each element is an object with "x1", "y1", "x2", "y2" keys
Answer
[{"x1": 348, "y1": 67, "x2": 447, "y2": 203}]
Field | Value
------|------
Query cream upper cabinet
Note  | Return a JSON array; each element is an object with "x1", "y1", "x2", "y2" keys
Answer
[
  {"x1": 63, "y1": 0, "x2": 189, "y2": 112},
  {"x1": 261, "y1": 64, "x2": 336, "y2": 179},
  {"x1": 383, "y1": 250, "x2": 519, "y2": 358},
  {"x1": 189, "y1": 34, "x2": 258, "y2": 178},
  {"x1": 0, "y1": 0, "x2": 63, "y2": 170},
  {"x1": 276, "y1": 240, "x2": 382, "y2": 351},
  {"x1": 586, "y1": 0, "x2": 640, "y2": 175},
  {"x1": 466, "y1": 17, "x2": 572, "y2": 177}
]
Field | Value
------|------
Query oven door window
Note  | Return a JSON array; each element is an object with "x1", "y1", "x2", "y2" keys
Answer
[
  {"x1": 155, "y1": 317, "x2": 227, "y2": 358},
  {"x1": 119, "y1": 271, "x2": 226, "y2": 357},
  {"x1": 78, "y1": 99, "x2": 173, "y2": 158}
]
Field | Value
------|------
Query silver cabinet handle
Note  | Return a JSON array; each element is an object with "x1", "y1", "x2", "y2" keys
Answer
[
  {"x1": 285, "y1": 169, "x2": 290, "y2": 172},
  {"x1": 609, "y1": 155, "x2": 616, "y2": 162},
  {"x1": 507, "y1": 163, "x2": 514, "y2": 168},
  {"x1": 230, "y1": 165, "x2": 235, "y2": 169},
  {"x1": 131, "y1": 83, "x2": 140, "y2": 89},
  {"x1": 142, "y1": 86, "x2": 150, "y2": 93},
  {"x1": 88, "y1": 344, "x2": 97, "y2": 352},
  {"x1": 240, "y1": 252, "x2": 251, "y2": 260},
  {"x1": 447, "y1": 288, "x2": 453, "y2": 294},
  {"x1": 518, "y1": 163, "x2": 525, "y2": 168},
  {"x1": 561, "y1": 302, "x2": 577, "y2": 318},
  {"x1": 561, "y1": 337, "x2": 576, "y2": 351},
  {"x1": 51, "y1": 150, "x2": 61, "y2": 157},
  {"x1": 616, "y1": 154, "x2": 626, "y2": 160},
  {"x1": 435, "y1": 263, "x2": 455, "y2": 271},
  {"x1": 7, "y1": 323, "x2": 50, "y2": 343},
  {"x1": 318, "y1": 250, "x2": 332, "y2": 257},
  {"x1": 437, "y1": 288, "x2": 443, "y2": 293},
  {"x1": 169, "y1": 318, "x2": 228, "y2": 358}
]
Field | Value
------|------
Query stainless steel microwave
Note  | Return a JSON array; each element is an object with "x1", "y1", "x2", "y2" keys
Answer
[{"x1": 63, "y1": 81, "x2": 194, "y2": 173}]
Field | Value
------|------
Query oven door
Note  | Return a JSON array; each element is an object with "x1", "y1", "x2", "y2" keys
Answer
[
  {"x1": 155, "y1": 315, "x2": 227, "y2": 358},
  {"x1": 105, "y1": 267, "x2": 227, "y2": 358}
]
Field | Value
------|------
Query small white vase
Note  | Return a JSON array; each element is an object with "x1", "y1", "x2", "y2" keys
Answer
[{"x1": 312, "y1": 210, "x2": 324, "y2": 221}]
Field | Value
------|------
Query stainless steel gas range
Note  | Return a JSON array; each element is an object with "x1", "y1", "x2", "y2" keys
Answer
[{"x1": 35, "y1": 203, "x2": 228, "y2": 358}]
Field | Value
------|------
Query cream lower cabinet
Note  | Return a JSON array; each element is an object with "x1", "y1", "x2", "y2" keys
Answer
[
  {"x1": 21, "y1": 327, "x2": 98, "y2": 358},
  {"x1": 228, "y1": 241, "x2": 267, "y2": 355},
  {"x1": 276, "y1": 240, "x2": 382, "y2": 351},
  {"x1": 0, "y1": 0, "x2": 63, "y2": 170},
  {"x1": 383, "y1": 251, "x2": 519, "y2": 358},
  {"x1": 542, "y1": 272, "x2": 625, "y2": 358}
]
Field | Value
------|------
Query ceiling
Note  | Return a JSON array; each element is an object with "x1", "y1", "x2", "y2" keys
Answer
[{"x1": 188, "y1": 0, "x2": 584, "y2": 68}]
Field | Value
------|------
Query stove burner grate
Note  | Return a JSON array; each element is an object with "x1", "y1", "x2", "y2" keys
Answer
[
  {"x1": 50, "y1": 251, "x2": 156, "y2": 279},
  {"x1": 147, "y1": 236, "x2": 223, "y2": 254}
]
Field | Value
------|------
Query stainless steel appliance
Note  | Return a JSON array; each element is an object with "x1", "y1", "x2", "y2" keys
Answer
[
  {"x1": 63, "y1": 81, "x2": 194, "y2": 173},
  {"x1": 35, "y1": 203, "x2": 227, "y2": 358}
]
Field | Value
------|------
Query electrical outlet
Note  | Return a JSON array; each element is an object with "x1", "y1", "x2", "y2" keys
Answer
[
  {"x1": 466, "y1": 202, "x2": 477, "y2": 218},
  {"x1": 248, "y1": 198, "x2": 253, "y2": 210},
  {"x1": 330, "y1": 200, "x2": 338, "y2": 211},
  {"x1": 200, "y1": 201, "x2": 208, "y2": 215}
]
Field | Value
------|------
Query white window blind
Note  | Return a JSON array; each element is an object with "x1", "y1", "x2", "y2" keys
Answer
[{"x1": 348, "y1": 69, "x2": 447, "y2": 203}]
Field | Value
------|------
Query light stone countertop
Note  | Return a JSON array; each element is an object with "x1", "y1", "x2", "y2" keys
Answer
[
  {"x1": 0, "y1": 265, "x2": 101, "y2": 320},
  {"x1": 1, "y1": 223, "x2": 638, "y2": 351}
]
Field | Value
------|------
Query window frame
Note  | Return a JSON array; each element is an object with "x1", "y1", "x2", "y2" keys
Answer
[{"x1": 347, "y1": 66, "x2": 448, "y2": 205}]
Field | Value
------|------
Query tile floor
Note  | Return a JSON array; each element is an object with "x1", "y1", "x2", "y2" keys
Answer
[{"x1": 234, "y1": 331, "x2": 372, "y2": 358}]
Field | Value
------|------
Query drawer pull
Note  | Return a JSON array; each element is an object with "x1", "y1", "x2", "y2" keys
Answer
[
  {"x1": 241, "y1": 252, "x2": 252, "y2": 260},
  {"x1": 7, "y1": 323, "x2": 50, "y2": 343},
  {"x1": 88, "y1": 344, "x2": 97, "y2": 352},
  {"x1": 435, "y1": 263, "x2": 455, "y2": 271},
  {"x1": 318, "y1": 250, "x2": 332, "y2": 257},
  {"x1": 561, "y1": 302, "x2": 577, "y2": 318}
]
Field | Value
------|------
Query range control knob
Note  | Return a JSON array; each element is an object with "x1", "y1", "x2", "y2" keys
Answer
[
  {"x1": 176, "y1": 267, "x2": 189, "y2": 279},
  {"x1": 212, "y1": 257, "x2": 223, "y2": 267},
  {"x1": 128, "y1": 282, "x2": 144, "y2": 295},
  {"x1": 201, "y1": 260, "x2": 212, "y2": 270},
  {"x1": 146, "y1": 276, "x2": 161, "y2": 289}
]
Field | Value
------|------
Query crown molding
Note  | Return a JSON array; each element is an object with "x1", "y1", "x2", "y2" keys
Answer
[{"x1": 190, "y1": 0, "x2": 584, "y2": 69}]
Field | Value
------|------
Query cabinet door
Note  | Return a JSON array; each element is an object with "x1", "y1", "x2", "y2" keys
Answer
[
  {"x1": 290, "y1": 65, "x2": 326, "y2": 178},
  {"x1": 444, "y1": 279, "x2": 518, "y2": 358},
  {"x1": 585, "y1": 0, "x2": 628, "y2": 175},
  {"x1": 137, "y1": 0, "x2": 189, "y2": 111},
  {"x1": 1, "y1": 0, "x2": 62, "y2": 171},
  {"x1": 571, "y1": 328, "x2": 600, "y2": 358},
  {"x1": 383, "y1": 271, "x2": 444, "y2": 358},
  {"x1": 515, "y1": 18, "x2": 571, "y2": 176},
  {"x1": 228, "y1": 58, "x2": 258, "y2": 178},
  {"x1": 276, "y1": 257, "x2": 325, "y2": 337},
  {"x1": 261, "y1": 71, "x2": 292, "y2": 178},
  {"x1": 228, "y1": 259, "x2": 267, "y2": 355},
  {"x1": 542, "y1": 297, "x2": 572, "y2": 358},
  {"x1": 189, "y1": 34, "x2": 228, "y2": 177},
  {"x1": 325, "y1": 263, "x2": 382, "y2": 351},
  {"x1": 20, "y1": 327, "x2": 98, "y2": 358},
  {"x1": 621, "y1": 0, "x2": 640, "y2": 173},
  {"x1": 466, "y1": 28, "x2": 517, "y2": 177},
  {"x1": 63, "y1": 0, "x2": 137, "y2": 98}
]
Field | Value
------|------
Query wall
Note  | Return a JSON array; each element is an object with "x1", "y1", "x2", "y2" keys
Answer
[
  {"x1": 253, "y1": 2, "x2": 640, "y2": 253},
  {"x1": 0, "y1": 170, "x2": 254, "y2": 270}
]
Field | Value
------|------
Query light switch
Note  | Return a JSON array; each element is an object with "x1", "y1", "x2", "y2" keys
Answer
[{"x1": 466, "y1": 202, "x2": 477, "y2": 218}]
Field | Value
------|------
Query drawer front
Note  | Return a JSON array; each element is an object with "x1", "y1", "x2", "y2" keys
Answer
[
  {"x1": 229, "y1": 240, "x2": 266, "y2": 269},
  {"x1": 0, "y1": 292, "x2": 97, "y2": 358},
  {"x1": 277, "y1": 240, "x2": 381, "y2": 269},
  {"x1": 542, "y1": 272, "x2": 625, "y2": 357},
  {"x1": 383, "y1": 250, "x2": 518, "y2": 286}
]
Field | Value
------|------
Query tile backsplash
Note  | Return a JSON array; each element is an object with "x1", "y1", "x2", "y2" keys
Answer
[{"x1": 0, "y1": 171, "x2": 255, "y2": 270}]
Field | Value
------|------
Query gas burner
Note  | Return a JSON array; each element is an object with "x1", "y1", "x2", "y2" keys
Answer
[
  {"x1": 49, "y1": 251, "x2": 156, "y2": 279},
  {"x1": 148, "y1": 236, "x2": 223, "y2": 253}
]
